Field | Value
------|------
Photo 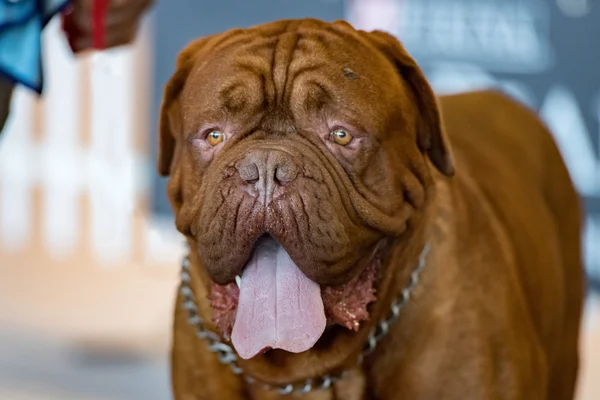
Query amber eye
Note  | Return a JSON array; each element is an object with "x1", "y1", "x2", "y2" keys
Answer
[
  {"x1": 330, "y1": 129, "x2": 353, "y2": 146},
  {"x1": 206, "y1": 130, "x2": 225, "y2": 146}
]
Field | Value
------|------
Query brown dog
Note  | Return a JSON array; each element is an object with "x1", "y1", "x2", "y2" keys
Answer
[{"x1": 157, "y1": 19, "x2": 584, "y2": 400}]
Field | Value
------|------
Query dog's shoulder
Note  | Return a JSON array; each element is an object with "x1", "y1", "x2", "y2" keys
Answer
[{"x1": 438, "y1": 89, "x2": 562, "y2": 188}]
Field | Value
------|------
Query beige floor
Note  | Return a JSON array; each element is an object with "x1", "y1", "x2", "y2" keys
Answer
[{"x1": 579, "y1": 296, "x2": 600, "y2": 400}]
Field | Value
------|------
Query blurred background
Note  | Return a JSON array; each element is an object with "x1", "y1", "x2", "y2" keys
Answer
[{"x1": 0, "y1": 0, "x2": 598, "y2": 399}]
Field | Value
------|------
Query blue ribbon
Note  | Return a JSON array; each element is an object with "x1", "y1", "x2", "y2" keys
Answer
[{"x1": 0, "y1": 0, "x2": 71, "y2": 94}]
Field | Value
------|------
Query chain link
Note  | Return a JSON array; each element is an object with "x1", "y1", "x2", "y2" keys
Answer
[{"x1": 179, "y1": 243, "x2": 430, "y2": 395}]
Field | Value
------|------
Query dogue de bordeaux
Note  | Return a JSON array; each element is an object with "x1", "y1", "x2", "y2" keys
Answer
[{"x1": 157, "y1": 18, "x2": 585, "y2": 400}]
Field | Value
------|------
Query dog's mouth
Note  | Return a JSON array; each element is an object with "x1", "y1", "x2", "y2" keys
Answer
[{"x1": 207, "y1": 236, "x2": 380, "y2": 360}]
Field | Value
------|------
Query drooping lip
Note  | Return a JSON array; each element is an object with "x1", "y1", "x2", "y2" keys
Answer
[
  {"x1": 229, "y1": 237, "x2": 380, "y2": 289},
  {"x1": 223, "y1": 233, "x2": 382, "y2": 289}
]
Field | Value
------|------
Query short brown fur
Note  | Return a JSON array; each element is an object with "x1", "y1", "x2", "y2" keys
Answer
[{"x1": 159, "y1": 19, "x2": 584, "y2": 400}]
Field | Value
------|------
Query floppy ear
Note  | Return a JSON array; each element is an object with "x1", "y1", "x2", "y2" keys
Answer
[
  {"x1": 157, "y1": 38, "x2": 210, "y2": 176},
  {"x1": 365, "y1": 30, "x2": 455, "y2": 177}
]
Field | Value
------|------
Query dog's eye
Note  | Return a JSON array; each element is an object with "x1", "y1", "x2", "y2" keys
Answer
[
  {"x1": 330, "y1": 129, "x2": 353, "y2": 146},
  {"x1": 206, "y1": 130, "x2": 225, "y2": 146}
]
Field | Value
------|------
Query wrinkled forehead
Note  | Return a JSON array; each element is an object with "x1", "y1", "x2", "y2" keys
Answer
[{"x1": 179, "y1": 22, "x2": 406, "y2": 134}]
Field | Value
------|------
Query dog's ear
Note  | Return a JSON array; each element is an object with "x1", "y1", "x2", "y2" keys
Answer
[
  {"x1": 157, "y1": 38, "x2": 210, "y2": 176},
  {"x1": 365, "y1": 30, "x2": 455, "y2": 177}
]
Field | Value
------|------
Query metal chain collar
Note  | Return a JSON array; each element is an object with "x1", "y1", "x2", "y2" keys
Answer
[{"x1": 179, "y1": 243, "x2": 431, "y2": 395}]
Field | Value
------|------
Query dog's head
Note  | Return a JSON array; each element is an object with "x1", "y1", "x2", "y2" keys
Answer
[{"x1": 158, "y1": 19, "x2": 453, "y2": 360}]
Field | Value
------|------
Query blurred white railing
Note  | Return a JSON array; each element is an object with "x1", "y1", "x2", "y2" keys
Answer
[{"x1": 0, "y1": 17, "x2": 183, "y2": 267}]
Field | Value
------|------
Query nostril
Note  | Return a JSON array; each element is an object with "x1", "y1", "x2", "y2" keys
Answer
[
  {"x1": 274, "y1": 163, "x2": 298, "y2": 186},
  {"x1": 238, "y1": 162, "x2": 260, "y2": 184}
]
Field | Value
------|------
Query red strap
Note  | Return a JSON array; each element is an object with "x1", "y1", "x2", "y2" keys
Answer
[{"x1": 92, "y1": 0, "x2": 110, "y2": 49}]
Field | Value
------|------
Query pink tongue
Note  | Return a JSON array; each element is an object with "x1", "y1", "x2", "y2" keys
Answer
[{"x1": 231, "y1": 238, "x2": 326, "y2": 359}]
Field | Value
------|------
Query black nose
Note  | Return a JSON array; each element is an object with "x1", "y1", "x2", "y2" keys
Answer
[{"x1": 236, "y1": 149, "x2": 298, "y2": 202}]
